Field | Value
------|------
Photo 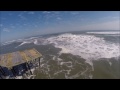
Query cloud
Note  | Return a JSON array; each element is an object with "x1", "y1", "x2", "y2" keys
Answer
[
  {"x1": 0, "y1": 24, "x2": 3, "y2": 27},
  {"x1": 71, "y1": 12, "x2": 80, "y2": 15},
  {"x1": 112, "y1": 16, "x2": 119, "y2": 19},
  {"x1": 3, "y1": 28, "x2": 10, "y2": 32},
  {"x1": 8, "y1": 13, "x2": 13, "y2": 16},
  {"x1": 56, "y1": 17, "x2": 62, "y2": 20},
  {"x1": 99, "y1": 16, "x2": 119, "y2": 21},
  {"x1": 41, "y1": 20, "x2": 119, "y2": 34},
  {"x1": 10, "y1": 25, "x2": 15, "y2": 28},
  {"x1": 42, "y1": 11, "x2": 51, "y2": 14},
  {"x1": 1, "y1": 17, "x2": 6, "y2": 20},
  {"x1": 28, "y1": 12, "x2": 35, "y2": 14},
  {"x1": 53, "y1": 11, "x2": 60, "y2": 14},
  {"x1": 79, "y1": 20, "x2": 119, "y2": 30},
  {"x1": 18, "y1": 13, "x2": 27, "y2": 20},
  {"x1": 34, "y1": 25, "x2": 38, "y2": 28},
  {"x1": 23, "y1": 23, "x2": 27, "y2": 26}
]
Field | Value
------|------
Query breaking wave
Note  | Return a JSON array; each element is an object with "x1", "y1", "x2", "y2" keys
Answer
[
  {"x1": 46, "y1": 33, "x2": 120, "y2": 64},
  {"x1": 4, "y1": 33, "x2": 120, "y2": 79},
  {"x1": 16, "y1": 33, "x2": 120, "y2": 65}
]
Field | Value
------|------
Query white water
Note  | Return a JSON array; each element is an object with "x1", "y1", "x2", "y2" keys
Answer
[
  {"x1": 2, "y1": 40, "x2": 16, "y2": 46},
  {"x1": 12, "y1": 32, "x2": 120, "y2": 79},
  {"x1": 46, "y1": 33, "x2": 120, "y2": 65},
  {"x1": 16, "y1": 33, "x2": 120, "y2": 65}
]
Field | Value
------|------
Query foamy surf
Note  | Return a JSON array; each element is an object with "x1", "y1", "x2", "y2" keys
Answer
[
  {"x1": 16, "y1": 33, "x2": 120, "y2": 66},
  {"x1": 46, "y1": 33, "x2": 120, "y2": 65}
]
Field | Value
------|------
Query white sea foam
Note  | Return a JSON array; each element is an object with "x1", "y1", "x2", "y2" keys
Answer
[
  {"x1": 16, "y1": 37, "x2": 47, "y2": 47},
  {"x1": 15, "y1": 41, "x2": 32, "y2": 48},
  {"x1": 46, "y1": 33, "x2": 120, "y2": 65},
  {"x1": 108, "y1": 61, "x2": 112, "y2": 66},
  {"x1": 2, "y1": 40, "x2": 16, "y2": 46},
  {"x1": 16, "y1": 33, "x2": 120, "y2": 65}
]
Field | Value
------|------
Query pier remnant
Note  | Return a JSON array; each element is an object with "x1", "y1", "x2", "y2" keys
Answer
[{"x1": 0, "y1": 48, "x2": 42, "y2": 79}]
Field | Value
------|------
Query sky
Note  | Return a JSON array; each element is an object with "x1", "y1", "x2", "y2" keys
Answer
[{"x1": 0, "y1": 11, "x2": 120, "y2": 42}]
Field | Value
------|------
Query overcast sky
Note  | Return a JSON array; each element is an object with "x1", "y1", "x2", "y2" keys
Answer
[{"x1": 0, "y1": 11, "x2": 119, "y2": 42}]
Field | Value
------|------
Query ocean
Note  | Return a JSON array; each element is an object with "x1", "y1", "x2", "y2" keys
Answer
[{"x1": 0, "y1": 30, "x2": 120, "y2": 79}]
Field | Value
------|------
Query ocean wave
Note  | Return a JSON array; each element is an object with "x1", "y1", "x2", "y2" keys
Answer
[
  {"x1": 46, "y1": 33, "x2": 120, "y2": 65},
  {"x1": 1, "y1": 40, "x2": 16, "y2": 46},
  {"x1": 16, "y1": 33, "x2": 120, "y2": 65}
]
